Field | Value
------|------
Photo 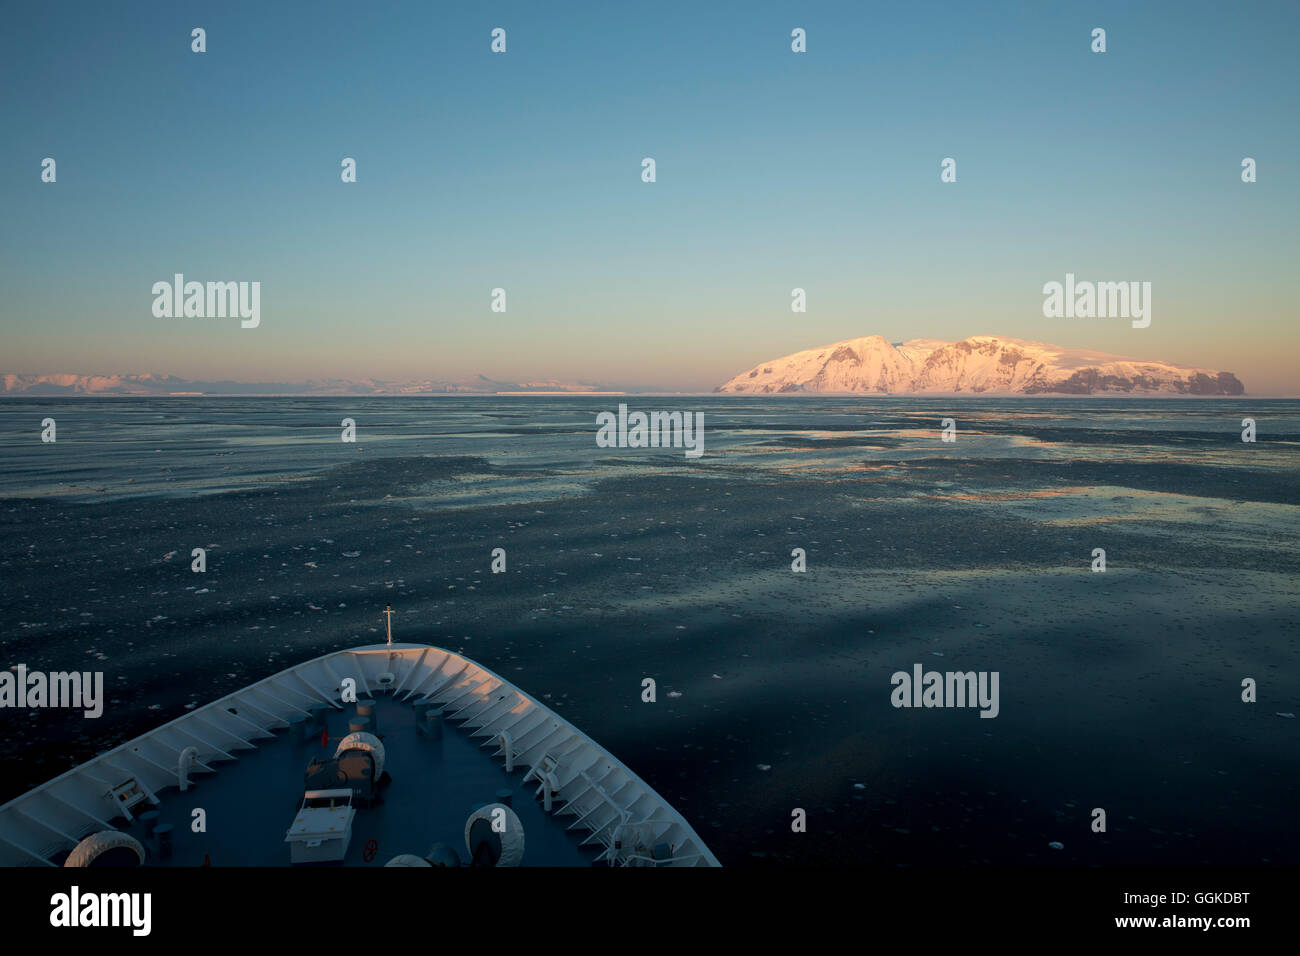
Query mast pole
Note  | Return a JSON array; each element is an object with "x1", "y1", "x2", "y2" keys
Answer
[{"x1": 384, "y1": 603, "x2": 394, "y2": 646}]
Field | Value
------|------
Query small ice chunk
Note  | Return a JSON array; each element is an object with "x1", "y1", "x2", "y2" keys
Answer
[
  {"x1": 667, "y1": 691, "x2": 682, "y2": 698},
  {"x1": 757, "y1": 764, "x2": 771, "y2": 771},
  {"x1": 1048, "y1": 841, "x2": 1064, "y2": 850},
  {"x1": 342, "y1": 551, "x2": 361, "y2": 558},
  {"x1": 1277, "y1": 712, "x2": 1296, "y2": 719}
]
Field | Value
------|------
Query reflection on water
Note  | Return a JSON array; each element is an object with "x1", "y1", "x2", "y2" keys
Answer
[{"x1": 1, "y1": 396, "x2": 1297, "y2": 508}]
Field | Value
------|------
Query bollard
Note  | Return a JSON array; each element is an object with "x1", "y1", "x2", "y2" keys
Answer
[
  {"x1": 356, "y1": 699, "x2": 377, "y2": 734},
  {"x1": 155, "y1": 824, "x2": 174, "y2": 859}
]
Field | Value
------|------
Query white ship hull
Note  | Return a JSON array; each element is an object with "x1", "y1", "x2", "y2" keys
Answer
[{"x1": 0, "y1": 644, "x2": 720, "y2": 867}]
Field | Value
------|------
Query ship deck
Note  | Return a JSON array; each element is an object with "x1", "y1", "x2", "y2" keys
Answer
[
  {"x1": 79, "y1": 694, "x2": 598, "y2": 867},
  {"x1": 0, "y1": 644, "x2": 719, "y2": 867}
]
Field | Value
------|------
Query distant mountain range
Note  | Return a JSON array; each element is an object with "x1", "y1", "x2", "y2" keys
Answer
[
  {"x1": 0, "y1": 373, "x2": 621, "y2": 396},
  {"x1": 715, "y1": 335, "x2": 1246, "y2": 395},
  {"x1": 2, "y1": 336, "x2": 1250, "y2": 396}
]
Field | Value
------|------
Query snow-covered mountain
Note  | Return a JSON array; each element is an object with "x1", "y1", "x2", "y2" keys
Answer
[
  {"x1": 1, "y1": 373, "x2": 193, "y2": 395},
  {"x1": 0, "y1": 373, "x2": 614, "y2": 396},
  {"x1": 715, "y1": 335, "x2": 1245, "y2": 395}
]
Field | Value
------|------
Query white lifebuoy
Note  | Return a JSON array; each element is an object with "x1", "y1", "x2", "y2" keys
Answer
[
  {"x1": 498, "y1": 730, "x2": 514, "y2": 772},
  {"x1": 178, "y1": 746, "x2": 198, "y2": 792}
]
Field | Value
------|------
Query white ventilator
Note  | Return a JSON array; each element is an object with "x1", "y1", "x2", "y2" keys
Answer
[
  {"x1": 464, "y1": 803, "x2": 524, "y2": 867},
  {"x1": 64, "y1": 830, "x2": 145, "y2": 868},
  {"x1": 334, "y1": 732, "x2": 386, "y2": 779}
]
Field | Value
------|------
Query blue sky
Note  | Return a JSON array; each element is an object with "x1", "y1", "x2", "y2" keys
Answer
[{"x1": 3, "y1": 1, "x2": 1297, "y2": 391}]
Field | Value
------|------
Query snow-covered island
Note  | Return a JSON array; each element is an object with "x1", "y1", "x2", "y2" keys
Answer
[{"x1": 715, "y1": 335, "x2": 1245, "y2": 395}]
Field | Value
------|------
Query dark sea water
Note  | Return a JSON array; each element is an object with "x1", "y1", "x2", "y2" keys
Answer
[{"x1": 2, "y1": 395, "x2": 1298, "y2": 866}]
